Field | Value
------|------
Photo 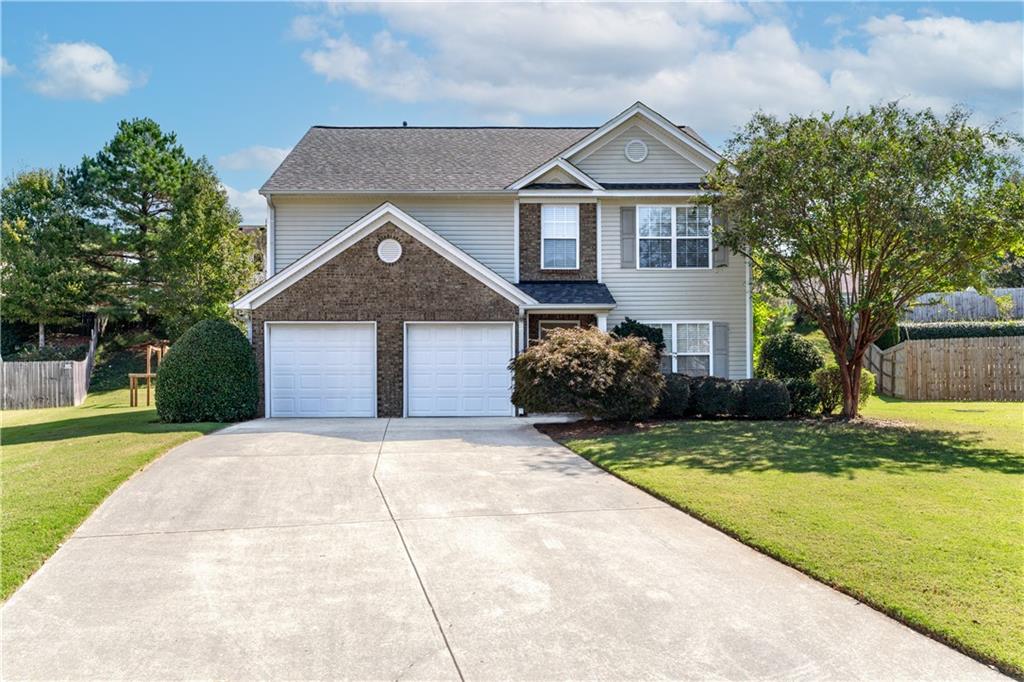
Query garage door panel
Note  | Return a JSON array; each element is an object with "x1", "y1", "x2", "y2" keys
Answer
[
  {"x1": 406, "y1": 323, "x2": 513, "y2": 417},
  {"x1": 268, "y1": 323, "x2": 376, "y2": 417}
]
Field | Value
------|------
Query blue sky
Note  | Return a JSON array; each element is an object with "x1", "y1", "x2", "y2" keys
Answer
[{"x1": 2, "y1": 2, "x2": 1021, "y2": 223}]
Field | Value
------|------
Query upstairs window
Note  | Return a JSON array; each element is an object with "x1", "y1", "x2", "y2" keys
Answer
[
  {"x1": 637, "y1": 205, "x2": 712, "y2": 269},
  {"x1": 541, "y1": 204, "x2": 579, "y2": 269}
]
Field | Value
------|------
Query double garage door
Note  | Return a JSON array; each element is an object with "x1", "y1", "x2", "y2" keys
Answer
[{"x1": 267, "y1": 322, "x2": 513, "y2": 417}]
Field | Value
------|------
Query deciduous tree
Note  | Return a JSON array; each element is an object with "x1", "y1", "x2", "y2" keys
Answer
[{"x1": 708, "y1": 103, "x2": 1024, "y2": 417}]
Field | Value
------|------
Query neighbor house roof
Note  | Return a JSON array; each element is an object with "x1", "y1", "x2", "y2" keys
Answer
[
  {"x1": 515, "y1": 281, "x2": 616, "y2": 307},
  {"x1": 260, "y1": 118, "x2": 715, "y2": 194}
]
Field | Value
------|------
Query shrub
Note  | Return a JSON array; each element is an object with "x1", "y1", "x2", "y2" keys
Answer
[
  {"x1": 510, "y1": 326, "x2": 664, "y2": 420},
  {"x1": 741, "y1": 379, "x2": 791, "y2": 420},
  {"x1": 758, "y1": 332, "x2": 824, "y2": 380},
  {"x1": 876, "y1": 320, "x2": 1024, "y2": 349},
  {"x1": 812, "y1": 366, "x2": 876, "y2": 416},
  {"x1": 10, "y1": 344, "x2": 89, "y2": 361},
  {"x1": 691, "y1": 376, "x2": 743, "y2": 417},
  {"x1": 156, "y1": 319, "x2": 258, "y2": 422},
  {"x1": 782, "y1": 378, "x2": 821, "y2": 417},
  {"x1": 655, "y1": 374, "x2": 692, "y2": 418},
  {"x1": 610, "y1": 317, "x2": 666, "y2": 354}
]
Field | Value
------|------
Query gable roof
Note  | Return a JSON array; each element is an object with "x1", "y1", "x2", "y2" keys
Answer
[
  {"x1": 262, "y1": 127, "x2": 591, "y2": 193},
  {"x1": 231, "y1": 203, "x2": 536, "y2": 310},
  {"x1": 507, "y1": 157, "x2": 603, "y2": 191}
]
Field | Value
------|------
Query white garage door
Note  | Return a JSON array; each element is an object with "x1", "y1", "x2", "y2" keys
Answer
[
  {"x1": 267, "y1": 323, "x2": 376, "y2": 417},
  {"x1": 406, "y1": 323, "x2": 514, "y2": 417}
]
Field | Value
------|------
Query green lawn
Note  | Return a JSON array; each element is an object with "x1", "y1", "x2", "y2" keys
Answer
[
  {"x1": 556, "y1": 398, "x2": 1024, "y2": 675},
  {"x1": 1, "y1": 388, "x2": 222, "y2": 599}
]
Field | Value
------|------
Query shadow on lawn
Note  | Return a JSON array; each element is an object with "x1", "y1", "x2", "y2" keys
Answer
[{"x1": 574, "y1": 420, "x2": 1024, "y2": 477}]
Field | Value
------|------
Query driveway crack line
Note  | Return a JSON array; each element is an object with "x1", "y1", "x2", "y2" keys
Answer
[{"x1": 372, "y1": 418, "x2": 465, "y2": 682}]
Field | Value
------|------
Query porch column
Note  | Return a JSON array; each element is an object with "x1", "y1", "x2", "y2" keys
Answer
[{"x1": 597, "y1": 314, "x2": 608, "y2": 332}]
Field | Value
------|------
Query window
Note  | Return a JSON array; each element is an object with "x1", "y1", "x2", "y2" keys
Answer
[
  {"x1": 537, "y1": 320, "x2": 580, "y2": 341},
  {"x1": 637, "y1": 205, "x2": 712, "y2": 269},
  {"x1": 643, "y1": 321, "x2": 712, "y2": 376},
  {"x1": 541, "y1": 204, "x2": 579, "y2": 269}
]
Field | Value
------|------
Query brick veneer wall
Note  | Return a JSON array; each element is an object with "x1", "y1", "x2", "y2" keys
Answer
[
  {"x1": 519, "y1": 203, "x2": 597, "y2": 281},
  {"x1": 526, "y1": 313, "x2": 597, "y2": 343},
  {"x1": 251, "y1": 223, "x2": 519, "y2": 417}
]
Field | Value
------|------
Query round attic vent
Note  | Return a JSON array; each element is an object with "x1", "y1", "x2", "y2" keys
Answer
[
  {"x1": 377, "y1": 238, "x2": 402, "y2": 264},
  {"x1": 624, "y1": 138, "x2": 648, "y2": 163}
]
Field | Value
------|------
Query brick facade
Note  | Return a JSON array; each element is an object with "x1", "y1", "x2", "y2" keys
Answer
[
  {"x1": 519, "y1": 202, "x2": 597, "y2": 281},
  {"x1": 251, "y1": 223, "x2": 519, "y2": 417},
  {"x1": 526, "y1": 313, "x2": 598, "y2": 343}
]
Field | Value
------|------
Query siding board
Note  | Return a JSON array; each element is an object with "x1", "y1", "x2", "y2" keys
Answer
[
  {"x1": 574, "y1": 125, "x2": 705, "y2": 184},
  {"x1": 600, "y1": 198, "x2": 750, "y2": 378},
  {"x1": 274, "y1": 196, "x2": 515, "y2": 278}
]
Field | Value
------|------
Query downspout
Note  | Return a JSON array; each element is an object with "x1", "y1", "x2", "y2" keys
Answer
[
  {"x1": 266, "y1": 194, "x2": 276, "y2": 278},
  {"x1": 513, "y1": 197, "x2": 520, "y2": 283}
]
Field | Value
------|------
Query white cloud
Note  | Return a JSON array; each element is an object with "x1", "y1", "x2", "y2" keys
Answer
[
  {"x1": 32, "y1": 42, "x2": 141, "y2": 101},
  {"x1": 296, "y1": 4, "x2": 1023, "y2": 138},
  {"x1": 218, "y1": 145, "x2": 291, "y2": 172},
  {"x1": 224, "y1": 185, "x2": 267, "y2": 225},
  {"x1": 1, "y1": 57, "x2": 15, "y2": 76}
]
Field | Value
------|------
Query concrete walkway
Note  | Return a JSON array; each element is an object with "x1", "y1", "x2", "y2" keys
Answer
[{"x1": 2, "y1": 418, "x2": 1003, "y2": 680}]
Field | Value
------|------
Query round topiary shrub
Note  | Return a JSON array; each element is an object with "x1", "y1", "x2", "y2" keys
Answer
[
  {"x1": 758, "y1": 332, "x2": 824, "y2": 380},
  {"x1": 510, "y1": 326, "x2": 664, "y2": 420},
  {"x1": 741, "y1": 378, "x2": 791, "y2": 420},
  {"x1": 690, "y1": 376, "x2": 743, "y2": 417},
  {"x1": 655, "y1": 374, "x2": 692, "y2": 418},
  {"x1": 156, "y1": 319, "x2": 259, "y2": 422},
  {"x1": 782, "y1": 378, "x2": 821, "y2": 417},
  {"x1": 812, "y1": 366, "x2": 876, "y2": 416}
]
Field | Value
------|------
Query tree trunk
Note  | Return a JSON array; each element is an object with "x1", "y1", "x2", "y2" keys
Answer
[
  {"x1": 37, "y1": 322, "x2": 45, "y2": 349},
  {"x1": 840, "y1": 358, "x2": 862, "y2": 419}
]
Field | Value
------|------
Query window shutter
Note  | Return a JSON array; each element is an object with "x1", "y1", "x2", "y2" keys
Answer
[
  {"x1": 712, "y1": 322, "x2": 729, "y2": 378},
  {"x1": 712, "y1": 208, "x2": 729, "y2": 267},
  {"x1": 620, "y1": 207, "x2": 636, "y2": 269}
]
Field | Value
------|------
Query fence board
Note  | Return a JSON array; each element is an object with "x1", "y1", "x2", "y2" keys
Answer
[
  {"x1": 868, "y1": 336, "x2": 1023, "y2": 401},
  {"x1": 1, "y1": 329, "x2": 98, "y2": 410},
  {"x1": 904, "y1": 287, "x2": 1024, "y2": 322}
]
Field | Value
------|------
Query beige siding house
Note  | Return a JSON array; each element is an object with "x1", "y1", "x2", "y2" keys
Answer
[{"x1": 233, "y1": 102, "x2": 752, "y2": 418}]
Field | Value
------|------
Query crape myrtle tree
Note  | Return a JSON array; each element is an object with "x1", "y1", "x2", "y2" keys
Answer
[
  {"x1": 0, "y1": 169, "x2": 110, "y2": 347},
  {"x1": 706, "y1": 103, "x2": 1024, "y2": 418}
]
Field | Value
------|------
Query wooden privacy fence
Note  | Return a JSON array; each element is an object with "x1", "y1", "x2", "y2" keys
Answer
[
  {"x1": 1, "y1": 330, "x2": 97, "y2": 410},
  {"x1": 865, "y1": 336, "x2": 1024, "y2": 401},
  {"x1": 904, "y1": 287, "x2": 1024, "y2": 322}
]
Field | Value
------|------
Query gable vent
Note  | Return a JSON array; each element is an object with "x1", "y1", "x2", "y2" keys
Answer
[
  {"x1": 624, "y1": 138, "x2": 648, "y2": 163},
  {"x1": 377, "y1": 238, "x2": 403, "y2": 263}
]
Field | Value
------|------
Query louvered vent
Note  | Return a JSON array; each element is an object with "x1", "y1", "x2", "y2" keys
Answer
[
  {"x1": 377, "y1": 238, "x2": 403, "y2": 263},
  {"x1": 624, "y1": 138, "x2": 648, "y2": 163}
]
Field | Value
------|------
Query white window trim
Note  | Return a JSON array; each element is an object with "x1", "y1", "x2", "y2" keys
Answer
[
  {"x1": 640, "y1": 320, "x2": 713, "y2": 376},
  {"x1": 636, "y1": 204, "x2": 713, "y2": 270},
  {"x1": 540, "y1": 203, "x2": 580, "y2": 270}
]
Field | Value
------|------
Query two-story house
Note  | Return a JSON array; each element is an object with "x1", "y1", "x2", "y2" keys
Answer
[{"x1": 231, "y1": 102, "x2": 752, "y2": 418}]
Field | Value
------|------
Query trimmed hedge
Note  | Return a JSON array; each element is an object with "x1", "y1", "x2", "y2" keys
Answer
[
  {"x1": 741, "y1": 379, "x2": 791, "y2": 420},
  {"x1": 876, "y1": 320, "x2": 1024, "y2": 349},
  {"x1": 783, "y1": 378, "x2": 821, "y2": 416},
  {"x1": 812, "y1": 366, "x2": 876, "y2": 416},
  {"x1": 691, "y1": 376, "x2": 743, "y2": 417},
  {"x1": 758, "y1": 332, "x2": 824, "y2": 380},
  {"x1": 510, "y1": 326, "x2": 664, "y2": 420},
  {"x1": 656, "y1": 374, "x2": 691, "y2": 418},
  {"x1": 156, "y1": 319, "x2": 259, "y2": 422}
]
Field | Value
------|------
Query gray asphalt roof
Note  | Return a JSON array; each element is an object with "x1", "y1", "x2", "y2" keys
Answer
[
  {"x1": 262, "y1": 127, "x2": 593, "y2": 193},
  {"x1": 516, "y1": 281, "x2": 616, "y2": 306}
]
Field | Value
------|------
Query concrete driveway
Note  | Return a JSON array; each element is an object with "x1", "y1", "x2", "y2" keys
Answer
[{"x1": 2, "y1": 418, "x2": 1003, "y2": 680}]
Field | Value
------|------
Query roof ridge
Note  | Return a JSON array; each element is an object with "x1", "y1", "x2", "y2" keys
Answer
[{"x1": 310, "y1": 125, "x2": 598, "y2": 130}]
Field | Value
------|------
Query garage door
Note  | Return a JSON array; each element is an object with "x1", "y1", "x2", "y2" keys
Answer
[
  {"x1": 267, "y1": 323, "x2": 376, "y2": 417},
  {"x1": 406, "y1": 323, "x2": 514, "y2": 417}
]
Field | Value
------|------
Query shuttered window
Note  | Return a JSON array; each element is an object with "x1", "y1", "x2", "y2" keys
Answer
[
  {"x1": 541, "y1": 204, "x2": 579, "y2": 269},
  {"x1": 637, "y1": 205, "x2": 712, "y2": 269},
  {"x1": 642, "y1": 321, "x2": 713, "y2": 376}
]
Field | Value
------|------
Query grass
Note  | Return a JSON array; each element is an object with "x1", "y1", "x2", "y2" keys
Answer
[
  {"x1": 556, "y1": 398, "x2": 1024, "y2": 676},
  {"x1": 1, "y1": 351, "x2": 222, "y2": 599}
]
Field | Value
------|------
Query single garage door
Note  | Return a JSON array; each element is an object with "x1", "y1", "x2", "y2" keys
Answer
[
  {"x1": 267, "y1": 323, "x2": 376, "y2": 417},
  {"x1": 406, "y1": 323, "x2": 514, "y2": 417}
]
